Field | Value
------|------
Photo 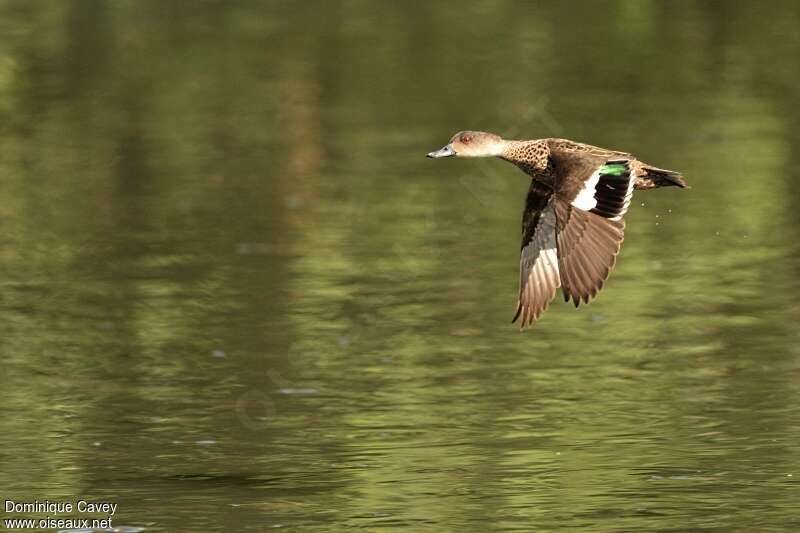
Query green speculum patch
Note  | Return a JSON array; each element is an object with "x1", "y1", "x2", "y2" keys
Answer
[{"x1": 599, "y1": 163, "x2": 628, "y2": 176}]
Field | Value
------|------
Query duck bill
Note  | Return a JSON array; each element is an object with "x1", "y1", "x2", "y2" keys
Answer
[{"x1": 427, "y1": 144, "x2": 455, "y2": 158}]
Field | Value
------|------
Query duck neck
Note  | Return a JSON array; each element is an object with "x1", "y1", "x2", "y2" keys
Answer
[
  {"x1": 497, "y1": 140, "x2": 525, "y2": 161},
  {"x1": 498, "y1": 139, "x2": 550, "y2": 173}
]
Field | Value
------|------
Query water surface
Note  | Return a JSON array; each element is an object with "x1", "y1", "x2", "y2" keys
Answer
[{"x1": 1, "y1": 1, "x2": 799, "y2": 531}]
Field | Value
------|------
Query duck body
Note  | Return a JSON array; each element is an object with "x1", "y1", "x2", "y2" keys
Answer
[
  {"x1": 427, "y1": 131, "x2": 688, "y2": 328},
  {"x1": 500, "y1": 138, "x2": 687, "y2": 192}
]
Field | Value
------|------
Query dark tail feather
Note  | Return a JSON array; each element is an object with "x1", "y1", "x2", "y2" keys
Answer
[{"x1": 637, "y1": 166, "x2": 689, "y2": 189}]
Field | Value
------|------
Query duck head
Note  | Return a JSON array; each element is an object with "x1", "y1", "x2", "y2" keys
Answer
[{"x1": 427, "y1": 131, "x2": 504, "y2": 158}]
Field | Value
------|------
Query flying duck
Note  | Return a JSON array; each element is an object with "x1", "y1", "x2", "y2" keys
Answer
[{"x1": 427, "y1": 131, "x2": 687, "y2": 328}]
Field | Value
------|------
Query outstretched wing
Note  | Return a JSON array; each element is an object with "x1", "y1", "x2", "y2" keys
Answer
[
  {"x1": 512, "y1": 180, "x2": 560, "y2": 328},
  {"x1": 550, "y1": 156, "x2": 635, "y2": 306},
  {"x1": 553, "y1": 200, "x2": 625, "y2": 306}
]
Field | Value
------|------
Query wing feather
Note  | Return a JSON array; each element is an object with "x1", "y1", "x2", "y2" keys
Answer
[
  {"x1": 512, "y1": 151, "x2": 634, "y2": 325},
  {"x1": 553, "y1": 200, "x2": 625, "y2": 307},
  {"x1": 513, "y1": 180, "x2": 561, "y2": 328}
]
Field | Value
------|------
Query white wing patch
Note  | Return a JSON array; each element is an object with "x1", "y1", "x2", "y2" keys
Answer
[
  {"x1": 571, "y1": 169, "x2": 600, "y2": 211},
  {"x1": 571, "y1": 161, "x2": 635, "y2": 221}
]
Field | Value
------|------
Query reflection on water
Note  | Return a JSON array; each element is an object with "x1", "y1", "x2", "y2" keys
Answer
[{"x1": 1, "y1": 1, "x2": 799, "y2": 531}]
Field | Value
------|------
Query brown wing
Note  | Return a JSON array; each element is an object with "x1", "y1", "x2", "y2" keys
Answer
[
  {"x1": 553, "y1": 199, "x2": 625, "y2": 306},
  {"x1": 512, "y1": 180, "x2": 560, "y2": 328},
  {"x1": 546, "y1": 146, "x2": 635, "y2": 306}
]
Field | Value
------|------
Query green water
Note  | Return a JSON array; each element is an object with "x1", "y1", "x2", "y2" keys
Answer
[{"x1": 1, "y1": 1, "x2": 799, "y2": 531}]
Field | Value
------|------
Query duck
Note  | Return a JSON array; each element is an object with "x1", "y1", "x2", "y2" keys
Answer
[{"x1": 427, "y1": 131, "x2": 687, "y2": 328}]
